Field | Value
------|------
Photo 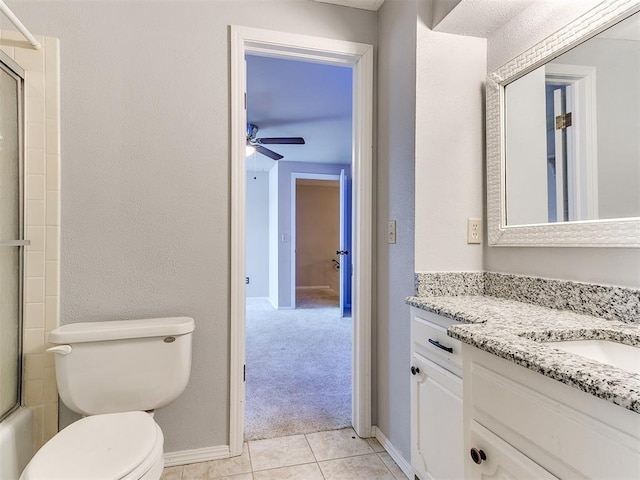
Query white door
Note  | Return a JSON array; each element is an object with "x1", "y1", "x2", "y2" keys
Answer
[
  {"x1": 411, "y1": 353, "x2": 463, "y2": 480},
  {"x1": 338, "y1": 169, "x2": 351, "y2": 317},
  {"x1": 466, "y1": 421, "x2": 558, "y2": 480}
]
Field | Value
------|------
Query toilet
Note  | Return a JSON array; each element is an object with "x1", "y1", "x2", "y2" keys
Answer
[{"x1": 20, "y1": 316, "x2": 195, "y2": 480}]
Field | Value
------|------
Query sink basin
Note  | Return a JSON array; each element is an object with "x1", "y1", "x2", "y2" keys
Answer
[{"x1": 544, "y1": 339, "x2": 640, "y2": 375}]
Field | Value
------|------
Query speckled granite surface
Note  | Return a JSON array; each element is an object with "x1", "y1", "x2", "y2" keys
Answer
[
  {"x1": 416, "y1": 271, "x2": 484, "y2": 297},
  {"x1": 415, "y1": 271, "x2": 640, "y2": 324},
  {"x1": 406, "y1": 294, "x2": 640, "y2": 413},
  {"x1": 484, "y1": 272, "x2": 640, "y2": 324}
]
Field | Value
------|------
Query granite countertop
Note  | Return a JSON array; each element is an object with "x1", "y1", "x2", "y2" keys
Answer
[{"x1": 406, "y1": 295, "x2": 640, "y2": 413}]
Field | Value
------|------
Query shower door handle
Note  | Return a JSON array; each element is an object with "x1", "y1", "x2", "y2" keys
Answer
[{"x1": 0, "y1": 240, "x2": 30, "y2": 247}]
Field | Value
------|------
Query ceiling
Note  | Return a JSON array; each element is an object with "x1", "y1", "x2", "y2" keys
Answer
[
  {"x1": 432, "y1": 0, "x2": 536, "y2": 38},
  {"x1": 246, "y1": 55, "x2": 353, "y2": 171},
  {"x1": 312, "y1": 0, "x2": 385, "y2": 11}
]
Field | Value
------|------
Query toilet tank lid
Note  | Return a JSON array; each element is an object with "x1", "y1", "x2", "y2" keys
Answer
[{"x1": 48, "y1": 317, "x2": 195, "y2": 344}]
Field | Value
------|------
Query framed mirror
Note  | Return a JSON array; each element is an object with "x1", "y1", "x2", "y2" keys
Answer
[{"x1": 487, "y1": 0, "x2": 640, "y2": 247}]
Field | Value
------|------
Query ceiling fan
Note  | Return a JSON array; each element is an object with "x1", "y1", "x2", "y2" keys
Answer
[{"x1": 246, "y1": 123, "x2": 305, "y2": 161}]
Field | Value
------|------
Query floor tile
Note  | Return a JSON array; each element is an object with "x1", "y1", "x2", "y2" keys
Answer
[
  {"x1": 378, "y1": 452, "x2": 407, "y2": 479},
  {"x1": 161, "y1": 465, "x2": 183, "y2": 480},
  {"x1": 319, "y1": 453, "x2": 395, "y2": 480},
  {"x1": 248, "y1": 434, "x2": 315, "y2": 471},
  {"x1": 210, "y1": 474, "x2": 253, "y2": 480},
  {"x1": 252, "y1": 463, "x2": 323, "y2": 480},
  {"x1": 182, "y1": 443, "x2": 252, "y2": 479},
  {"x1": 306, "y1": 428, "x2": 373, "y2": 461},
  {"x1": 367, "y1": 437, "x2": 386, "y2": 453}
]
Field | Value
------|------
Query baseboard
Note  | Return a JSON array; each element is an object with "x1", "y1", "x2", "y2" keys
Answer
[
  {"x1": 163, "y1": 444, "x2": 230, "y2": 467},
  {"x1": 373, "y1": 426, "x2": 413, "y2": 480}
]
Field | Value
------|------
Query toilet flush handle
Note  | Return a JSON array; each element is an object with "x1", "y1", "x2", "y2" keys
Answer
[{"x1": 47, "y1": 345, "x2": 72, "y2": 356}]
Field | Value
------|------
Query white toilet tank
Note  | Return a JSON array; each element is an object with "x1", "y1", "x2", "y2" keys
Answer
[{"x1": 47, "y1": 317, "x2": 195, "y2": 416}]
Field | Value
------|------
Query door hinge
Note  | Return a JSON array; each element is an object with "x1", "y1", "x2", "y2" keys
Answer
[
  {"x1": 243, "y1": 364, "x2": 246, "y2": 382},
  {"x1": 555, "y1": 112, "x2": 572, "y2": 130},
  {"x1": 244, "y1": 92, "x2": 247, "y2": 110}
]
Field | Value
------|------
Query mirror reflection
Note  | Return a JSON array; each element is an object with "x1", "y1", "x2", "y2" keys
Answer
[{"x1": 504, "y1": 12, "x2": 640, "y2": 226}]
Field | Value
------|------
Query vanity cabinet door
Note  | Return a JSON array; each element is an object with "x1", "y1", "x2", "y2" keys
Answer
[
  {"x1": 411, "y1": 353, "x2": 463, "y2": 480},
  {"x1": 466, "y1": 421, "x2": 558, "y2": 480}
]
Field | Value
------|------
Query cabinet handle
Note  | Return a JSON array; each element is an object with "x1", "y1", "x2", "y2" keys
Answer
[
  {"x1": 410, "y1": 365, "x2": 420, "y2": 375},
  {"x1": 470, "y1": 447, "x2": 486, "y2": 465},
  {"x1": 428, "y1": 338, "x2": 454, "y2": 354}
]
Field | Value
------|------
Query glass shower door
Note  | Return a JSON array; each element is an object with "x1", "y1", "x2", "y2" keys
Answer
[{"x1": 0, "y1": 58, "x2": 24, "y2": 421}]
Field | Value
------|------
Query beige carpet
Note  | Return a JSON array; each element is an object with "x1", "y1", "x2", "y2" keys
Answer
[{"x1": 244, "y1": 289, "x2": 351, "y2": 440}]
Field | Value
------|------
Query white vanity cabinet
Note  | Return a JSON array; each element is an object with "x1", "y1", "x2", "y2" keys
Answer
[
  {"x1": 463, "y1": 344, "x2": 640, "y2": 480},
  {"x1": 410, "y1": 307, "x2": 463, "y2": 480}
]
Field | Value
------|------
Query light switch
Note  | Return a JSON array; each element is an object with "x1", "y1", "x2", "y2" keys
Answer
[{"x1": 388, "y1": 220, "x2": 396, "y2": 244}]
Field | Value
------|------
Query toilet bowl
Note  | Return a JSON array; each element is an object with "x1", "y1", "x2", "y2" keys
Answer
[
  {"x1": 20, "y1": 317, "x2": 195, "y2": 480},
  {"x1": 21, "y1": 412, "x2": 164, "y2": 480}
]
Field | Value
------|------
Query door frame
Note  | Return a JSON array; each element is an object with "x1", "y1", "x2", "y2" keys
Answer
[
  {"x1": 230, "y1": 26, "x2": 373, "y2": 456},
  {"x1": 290, "y1": 172, "x2": 341, "y2": 309},
  {"x1": 545, "y1": 63, "x2": 598, "y2": 221}
]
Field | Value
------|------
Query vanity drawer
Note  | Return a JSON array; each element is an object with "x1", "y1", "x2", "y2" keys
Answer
[
  {"x1": 469, "y1": 358, "x2": 640, "y2": 479},
  {"x1": 412, "y1": 309, "x2": 462, "y2": 372}
]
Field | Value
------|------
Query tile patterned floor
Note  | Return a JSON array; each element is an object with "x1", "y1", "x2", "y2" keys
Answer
[{"x1": 161, "y1": 428, "x2": 407, "y2": 480}]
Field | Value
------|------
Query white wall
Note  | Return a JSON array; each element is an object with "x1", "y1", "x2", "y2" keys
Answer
[
  {"x1": 5, "y1": 0, "x2": 376, "y2": 453},
  {"x1": 414, "y1": 3, "x2": 486, "y2": 272},
  {"x1": 486, "y1": 0, "x2": 640, "y2": 288},
  {"x1": 375, "y1": 0, "x2": 417, "y2": 462},
  {"x1": 504, "y1": 66, "x2": 548, "y2": 225},
  {"x1": 246, "y1": 171, "x2": 269, "y2": 297}
]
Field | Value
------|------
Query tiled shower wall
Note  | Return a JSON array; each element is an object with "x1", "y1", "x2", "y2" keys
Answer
[{"x1": 0, "y1": 31, "x2": 60, "y2": 450}]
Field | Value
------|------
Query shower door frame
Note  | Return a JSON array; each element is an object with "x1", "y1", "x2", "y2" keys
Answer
[{"x1": 0, "y1": 49, "x2": 26, "y2": 422}]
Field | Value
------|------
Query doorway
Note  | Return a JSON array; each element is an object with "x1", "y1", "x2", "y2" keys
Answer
[
  {"x1": 292, "y1": 173, "x2": 352, "y2": 316},
  {"x1": 230, "y1": 26, "x2": 373, "y2": 455}
]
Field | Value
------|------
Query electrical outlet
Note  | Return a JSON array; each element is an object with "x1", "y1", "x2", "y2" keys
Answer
[
  {"x1": 388, "y1": 220, "x2": 396, "y2": 244},
  {"x1": 467, "y1": 218, "x2": 482, "y2": 244}
]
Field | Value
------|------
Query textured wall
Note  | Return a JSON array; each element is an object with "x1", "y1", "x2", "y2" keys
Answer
[
  {"x1": 414, "y1": 2, "x2": 486, "y2": 272},
  {"x1": 376, "y1": 0, "x2": 417, "y2": 462},
  {"x1": 5, "y1": 0, "x2": 376, "y2": 452}
]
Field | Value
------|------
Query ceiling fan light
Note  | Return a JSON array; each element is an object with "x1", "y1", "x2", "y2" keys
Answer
[{"x1": 246, "y1": 145, "x2": 256, "y2": 156}]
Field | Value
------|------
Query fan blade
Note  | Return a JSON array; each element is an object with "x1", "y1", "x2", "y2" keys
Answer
[
  {"x1": 256, "y1": 145, "x2": 283, "y2": 161},
  {"x1": 257, "y1": 137, "x2": 305, "y2": 145}
]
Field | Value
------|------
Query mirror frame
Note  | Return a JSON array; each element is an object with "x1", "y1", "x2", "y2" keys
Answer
[{"x1": 486, "y1": 0, "x2": 640, "y2": 247}]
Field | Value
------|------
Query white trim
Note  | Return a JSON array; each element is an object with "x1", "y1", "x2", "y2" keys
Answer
[
  {"x1": 290, "y1": 172, "x2": 341, "y2": 308},
  {"x1": 373, "y1": 426, "x2": 413, "y2": 480},
  {"x1": 163, "y1": 445, "x2": 230, "y2": 467},
  {"x1": 230, "y1": 26, "x2": 374, "y2": 456}
]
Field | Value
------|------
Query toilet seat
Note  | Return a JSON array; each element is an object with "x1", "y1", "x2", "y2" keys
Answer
[{"x1": 20, "y1": 411, "x2": 164, "y2": 480}]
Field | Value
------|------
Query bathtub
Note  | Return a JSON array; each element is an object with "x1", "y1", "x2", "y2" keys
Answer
[{"x1": 0, "y1": 408, "x2": 34, "y2": 480}]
